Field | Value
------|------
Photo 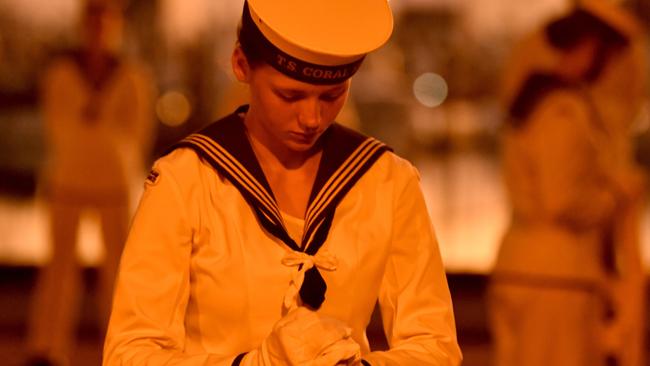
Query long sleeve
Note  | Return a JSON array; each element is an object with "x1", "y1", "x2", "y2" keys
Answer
[
  {"x1": 102, "y1": 155, "x2": 239, "y2": 366},
  {"x1": 530, "y1": 91, "x2": 617, "y2": 229},
  {"x1": 363, "y1": 162, "x2": 462, "y2": 366}
]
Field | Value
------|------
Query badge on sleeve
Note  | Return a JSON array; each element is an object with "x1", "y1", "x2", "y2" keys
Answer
[{"x1": 145, "y1": 168, "x2": 160, "y2": 186}]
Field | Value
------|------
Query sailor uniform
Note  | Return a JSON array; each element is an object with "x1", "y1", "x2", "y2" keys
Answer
[
  {"x1": 490, "y1": 76, "x2": 619, "y2": 366},
  {"x1": 499, "y1": 3, "x2": 648, "y2": 365},
  {"x1": 584, "y1": 2, "x2": 648, "y2": 364},
  {"x1": 28, "y1": 50, "x2": 153, "y2": 365},
  {"x1": 103, "y1": 108, "x2": 461, "y2": 365}
]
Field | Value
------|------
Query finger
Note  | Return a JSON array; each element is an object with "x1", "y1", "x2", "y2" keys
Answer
[{"x1": 313, "y1": 338, "x2": 361, "y2": 366}]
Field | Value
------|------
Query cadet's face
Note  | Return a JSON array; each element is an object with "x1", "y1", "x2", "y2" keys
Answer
[
  {"x1": 83, "y1": 6, "x2": 123, "y2": 53},
  {"x1": 232, "y1": 48, "x2": 350, "y2": 153},
  {"x1": 562, "y1": 37, "x2": 599, "y2": 81}
]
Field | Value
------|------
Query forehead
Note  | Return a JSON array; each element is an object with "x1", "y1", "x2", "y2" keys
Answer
[
  {"x1": 84, "y1": 3, "x2": 120, "y2": 19},
  {"x1": 252, "y1": 64, "x2": 349, "y2": 92}
]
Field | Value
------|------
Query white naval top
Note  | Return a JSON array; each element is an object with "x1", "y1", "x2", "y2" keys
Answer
[
  {"x1": 103, "y1": 147, "x2": 462, "y2": 365},
  {"x1": 41, "y1": 56, "x2": 154, "y2": 196},
  {"x1": 494, "y1": 88, "x2": 618, "y2": 282}
]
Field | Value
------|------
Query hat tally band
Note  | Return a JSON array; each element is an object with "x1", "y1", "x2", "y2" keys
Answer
[{"x1": 240, "y1": 1, "x2": 365, "y2": 85}]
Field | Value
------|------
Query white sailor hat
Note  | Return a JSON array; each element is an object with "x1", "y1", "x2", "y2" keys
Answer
[{"x1": 239, "y1": 0, "x2": 393, "y2": 84}]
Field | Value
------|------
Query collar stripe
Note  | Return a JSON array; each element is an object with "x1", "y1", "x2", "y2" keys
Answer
[
  {"x1": 305, "y1": 138, "x2": 376, "y2": 222},
  {"x1": 305, "y1": 138, "x2": 383, "y2": 230},
  {"x1": 188, "y1": 134, "x2": 276, "y2": 209},
  {"x1": 180, "y1": 137, "x2": 292, "y2": 242},
  {"x1": 182, "y1": 134, "x2": 284, "y2": 227},
  {"x1": 302, "y1": 212, "x2": 326, "y2": 249},
  {"x1": 188, "y1": 134, "x2": 279, "y2": 216},
  {"x1": 302, "y1": 139, "x2": 386, "y2": 251}
]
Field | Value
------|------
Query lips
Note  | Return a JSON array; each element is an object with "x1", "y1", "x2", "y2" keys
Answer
[{"x1": 290, "y1": 131, "x2": 318, "y2": 143}]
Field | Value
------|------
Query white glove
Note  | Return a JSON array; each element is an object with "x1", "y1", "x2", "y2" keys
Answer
[
  {"x1": 311, "y1": 339, "x2": 362, "y2": 366},
  {"x1": 240, "y1": 307, "x2": 360, "y2": 366}
]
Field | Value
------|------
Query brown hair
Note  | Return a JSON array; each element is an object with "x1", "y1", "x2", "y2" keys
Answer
[{"x1": 544, "y1": 8, "x2": 629, "y2": 82}]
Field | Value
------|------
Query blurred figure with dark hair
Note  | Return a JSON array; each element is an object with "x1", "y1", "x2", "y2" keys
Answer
[
  {"x1": 488, "y1": 2, "x2": 645, "y2": 366},
  {"x1": 25, "y1": 1, "x2": 154, "y2": 365},
  {"x1": 578, "y1": 1, "x2": 649, "y2": 365}
]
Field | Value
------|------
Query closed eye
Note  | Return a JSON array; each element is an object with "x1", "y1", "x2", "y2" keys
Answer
[
  {"x1": 274, "y1": 90, "x2": 305, "y2": 103},
  {"x1": 320, "y1": 91, "x2": 345, "y2": 102}
]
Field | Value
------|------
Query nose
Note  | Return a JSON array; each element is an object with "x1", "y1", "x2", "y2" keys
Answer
[{"x1": 297, "y1": 100, "x2": 322, "y2": 132}]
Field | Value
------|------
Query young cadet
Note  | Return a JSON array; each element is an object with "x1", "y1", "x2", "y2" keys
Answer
[{"x1": 103, "y1": 0, "x2": 462, "y2": 365}]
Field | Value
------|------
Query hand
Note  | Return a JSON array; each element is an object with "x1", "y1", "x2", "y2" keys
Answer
[
  {"x1": 241, "y1": 307, "x2": 360, "y2": 366},
  {"x1": 311, "y1": 336, "x2": 361, "y2": 366}
]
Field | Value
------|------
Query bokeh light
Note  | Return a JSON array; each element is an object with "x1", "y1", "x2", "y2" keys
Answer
[
  {"x1": 413, "y1": 72, "x2": 448, "y2": 108},
  {"x1": 156, "y1": 90, "x2": 192, "y2": 127}
]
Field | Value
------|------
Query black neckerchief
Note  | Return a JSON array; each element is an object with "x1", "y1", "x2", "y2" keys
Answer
[
  {"x1": 168, "y1": 105, "x2": 391, "y2": 309},
  {"x1": 68, "y1": 49, "x2": 121, "y2": 92}
]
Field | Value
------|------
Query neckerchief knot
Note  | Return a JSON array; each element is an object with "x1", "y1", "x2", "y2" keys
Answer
[{"x1": 282, "y1": 250, "x2": 338, "y2": 311}]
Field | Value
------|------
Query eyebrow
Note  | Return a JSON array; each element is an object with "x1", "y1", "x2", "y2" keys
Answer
[
  {"x1": 322, "y1": 86, "x2": 347, "y2": 95},
  {"x1": 272, "y1": 85, "x2": 347, "y2": 96}
]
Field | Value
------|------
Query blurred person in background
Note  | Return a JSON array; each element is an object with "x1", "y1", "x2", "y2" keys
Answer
[
  {"x1": 489, "y1": 3, "x2": 645, "y2": 366},
  {"x1": 582, "y1": 3, "x2": 648, "y2": 364},
  {"x1": 25, "y1": 0, "x2": 155, "y2": 365},
  {"x1": 103, "y1": 0, "x2": 462, "y2": 365}
]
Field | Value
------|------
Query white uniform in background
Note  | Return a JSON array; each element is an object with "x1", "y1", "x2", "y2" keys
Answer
[
  {"x1": 490, "y1": 84, "x2": 620, "y2": 366},
  {"x1": 28, "y1": 53, "x2": 154, "y2": 364},
  {"x1": 586, "y1": 16, "x2": 648, "y2": 366},
  {"x1": 576, "y1": 1, "x2": 648, "y2": 364},
  {"x1": 494, "y1": 1, "x2": 648, "y2": 364}
]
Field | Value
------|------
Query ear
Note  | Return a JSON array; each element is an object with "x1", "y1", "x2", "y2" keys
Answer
[{"x1": 231, "y1": 46, "x2": 251, "y2": 83}]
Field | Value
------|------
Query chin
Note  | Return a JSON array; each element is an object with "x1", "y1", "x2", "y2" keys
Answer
[
  {"x1": 286, "y1": 140, "x2": 318, "y2": 153},
  {"x1": 288, "y1": 144, "x2": 314, "y2": 153}
]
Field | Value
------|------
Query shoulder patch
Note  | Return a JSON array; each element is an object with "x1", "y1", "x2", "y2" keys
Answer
[{"x1": 145, "y1": 168, "x2": 160, "y2": 186}]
